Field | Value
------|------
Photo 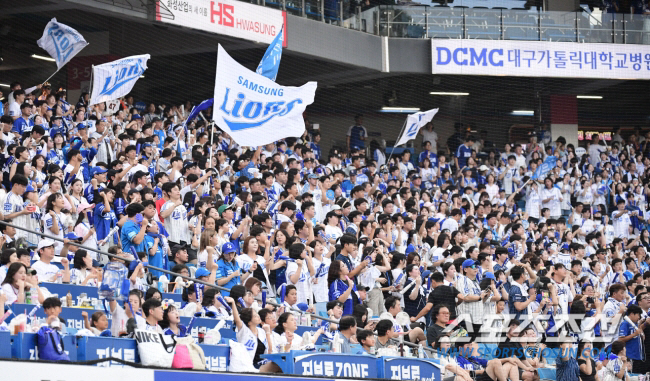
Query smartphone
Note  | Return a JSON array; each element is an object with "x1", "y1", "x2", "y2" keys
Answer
[{"x1": 542, "y1": 291, "x2": 549, "y2": 299}]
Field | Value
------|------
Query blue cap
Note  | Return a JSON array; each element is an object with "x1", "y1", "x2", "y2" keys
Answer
[
  {"x1": 77, "y1": 123, "x2": 87, "y2": 130},
  {"x1": 296, "y1": 303, "x2": 310, "y2": 312},
  {"x1": 349, "y1": 169, "x2": 357, "y2": 176},
  {"x1": 308, "y1": 173, "x2": 319, "y2": 179},
  {"x1": 221, "y1": 242, "x2": 236, "y2": 255},
  {"x1": 462, "y1": 259, "x2": 477, "y2": 268},
  {"x1": 484, "y1": 272, "x2": 496, "y2": 280},
  {"x1": 195, "y1": 267, "x2": 211, "y2": 278},
  {"x1": 92, "y1": 167, "x2": 108, "y2": 176},
  {"x1": 132, "y1": 114, "x2": 142, "y2": 120},
  {"x1": 65, "y1": 233, "x2": 82, "y2": 242},
  {"x1": 23, "y1": 185, "x2": 35, "y2": 195},
  {"x1": 142, "y1": 143, "x2": 152, "y2": 148}
]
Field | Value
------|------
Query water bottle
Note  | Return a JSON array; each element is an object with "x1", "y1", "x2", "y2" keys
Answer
[
  {"x1": 25, "y1": 289, "x2": 32, "y2": 305},
  {"x1": 56, "y1": 271, "x2": 63, "y2": 284},
  {"x1": 418, "y1": 344, "x2": 424, "y2": 359}
]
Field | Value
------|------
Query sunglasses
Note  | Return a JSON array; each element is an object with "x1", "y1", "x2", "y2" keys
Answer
[{"x1": 466, "y1": 265, "x2": 477, "y2": 269}]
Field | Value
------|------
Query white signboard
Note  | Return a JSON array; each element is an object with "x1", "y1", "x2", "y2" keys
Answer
[
  {"x1": 156, "y1": 0, "x2": 286, "y2": 45},
  {"x1": 431, "y1": 39, "x2": 650, "y2": 80}
]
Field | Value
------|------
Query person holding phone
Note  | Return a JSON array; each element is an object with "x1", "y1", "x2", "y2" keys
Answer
[{"x1": 120, "y1": 203, "x2": 148, "y2": 256}]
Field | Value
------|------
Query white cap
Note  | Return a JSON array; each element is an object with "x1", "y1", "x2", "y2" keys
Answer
[
  {"x1": 37, "y1": 239, "x2": 56, "y2": 251},
  {"x1": 479, "y1": 165, "x2": 489, "y2": 171}
]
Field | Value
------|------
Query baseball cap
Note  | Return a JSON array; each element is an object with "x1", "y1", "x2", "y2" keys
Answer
[
  {"x1": 78, "y1": 202, "x2": 94, "y2": 213},
  {"x1": 195, "y1": 267, "x2": 211, "y2": 278},
  {"x1": 132, "y1": 114, "x2": 142, "y2": 120},
  {"x1": 462, "y1": 259, "x2": 478, "y2": 268},
  {"x1": 92, "y1": 167, "x2": 108, "y2": 176},
  {"x1": 349, "y1": 169, "x2": 357, "y2": 176},
  {"x1": 23, "y1": 185, "x2": 35, "y2": 195},
  {"x1": 484, "y1": 272, "x2": 496, "y2": 280},
  {"x1": 221, "y1": 242, "x2": 236, "y2": 255},
  {"x1": 37, "y1": 239, "x2": 56, "y2": 251},
  {"x1": 331, "y1": 205, "x2": 341, "y2": 211},
  {"x1": 183, "y1": 161, "x2": 197, "y2": 171},
  {"x1": 77, "y1": 123, "x2": 87, "y2": 130},
  {"x1": 65, "y1": 233, "x2": 83, "y2": 242},
  {"x1": 172, "y1": 243, "x2": 188, "y2": 254},
  {"x1": 479, "y1": 165, "x2": 489, "y2": 171},
  {"x1": 308, "y1": 173, "x2": 319, "y2": 179},
  {"x1": 218, "y1": 204, "x2": 235, "y2": 216}
]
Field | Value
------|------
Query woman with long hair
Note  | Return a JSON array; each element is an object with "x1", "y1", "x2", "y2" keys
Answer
[
  {"x1": 113, "y1": 181, "x2": 130, "y2": 225},
  {"x1": 198, "y1": 229, "x2": 219, "y2": 270},
  {"x1": 68, "y1": 178, "x2": 86, "y2": 223},
  {"x1": 237, "y1": 235, "x2": 272, "y2": 285},
  {"x1": 43, "y1": 193, "x2": 67, "y2": 256},
  {"x1": 1, "y1": 262, "x2": 29, "y2": 304},
  {"x1": 70, "y1": 249, "x2": 98, "y2": 286},
  {"x1": 30, "y1": 154, "x2": 47, "y2": 190},
  {"x1": 199, "y1": 288, "x2": 231, "y2": 318},
  {"x1": 230, "y1": 299, "x2": 279, "y2": 371},
  {"x1": 73, "y1": 203, "x2": 98, "y2": 258},
  {"x1": 273, "y1": 311, "x2": 323, "y2": 352},
  {"x1": 327, "y1": 260, "x2": 355, "y2": 315}
]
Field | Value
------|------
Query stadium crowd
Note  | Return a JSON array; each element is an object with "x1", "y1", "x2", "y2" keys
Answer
[{"x1": 0, "y1": 81, "x2": 650, "y2": 380}]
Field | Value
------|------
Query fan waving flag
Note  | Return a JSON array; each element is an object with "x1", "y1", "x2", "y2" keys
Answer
[
  {"x1": 89, "y1": 54, "x2": 150, "y2": 106},
  {"x1": 37, "y1": 18, "x2": 88, "y2": 70},
  {"x1": 532, "y1": 155, "x2": 558, "y2": 180},
  {"x1": 395, "y1": 108, "x2": 439, "y2": 147},
  {"x1": 213, "y1": 44, "x2": 316, "y2": 147},
  {"x1": 256, "y1": 26, "x2": 284, "y2": 82},
  {"x1": 184, "y1": 98, "x2": 214, "y2": 128}
]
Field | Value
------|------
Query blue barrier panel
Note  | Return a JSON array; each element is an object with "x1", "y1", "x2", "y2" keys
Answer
[
  {"x1": 0, "y1": 331, "x2": 10, "y2": 358},
  {"x1": 40, "y1": 282, "x2": 183, "y2": 306},
  {"x1": 11, "y1": 332, "x2": 77, "y2": 361},
  {"x1": 263, "y1": 351, "x2": 379, "y2": 378},
  {"x1": 380, "y1": 357, "x2": 443, "y2": 381},
  {"x1": 199, "y1": 344, "x2": 230, "y2": 371},
  {"x1": 9, "y1": 304, "x2": 111, "y2": 331},
  {"x1": 154, "y1": 371, "x2": 335, "y2": 381},
  {"x1": 77, "y1": 336, "x2": 139, "y2": 365}
]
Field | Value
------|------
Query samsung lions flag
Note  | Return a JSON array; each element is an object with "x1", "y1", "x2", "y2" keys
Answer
[
  {"x1": 256, "y1": 26, "x2": 284, "y2": 82},
  {"x1": 37, "y1": 18, "x2": 88, "y2": 70},
  {"x1": 532, "y1": 155, "x2": 558, "y2": 180},
  {"x1": 213, "y1": 44, "x2": 316, "y2": 147},
  {"x1": 89, "y1": 54, "x2": 150, "y2": 106},
  {"x1": 395, "y1": 108, "x2": 439, "y2": 147}
]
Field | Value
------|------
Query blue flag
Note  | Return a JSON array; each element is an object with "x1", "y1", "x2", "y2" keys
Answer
[
  {"x1": 256, "y1": 26, "x2": 284, "y2": 82},
  {"x1": 532, "y1": 155, "x2": 557, "y2": 180},
  {"x1": 184, "y1": 98, "x2": 214, "y2": 129}
]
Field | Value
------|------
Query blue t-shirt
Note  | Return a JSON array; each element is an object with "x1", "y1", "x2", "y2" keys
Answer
[
  {"x1": 12, "y1": 117, "x2": 34, "y2": 135},
  {"x1": 144, "y1": 234, "x2": 165, "y2": 277},
  {"x1": 348, "y1": 125, "x2": 366, "y2": 149},
  {"x1": 114, "y1": 198, "x2": 128, "y2": 217},
  {"x1": 216, "y1": 259, "x2": 241, "y2": 297},
  {"x1": 620, "y1": 319, "x2": 644, "y2": 360},
  {"x1": 120, "y1": 220, "x2": 147, "y2": 256},
  {"x1": 93, "y1": 203, "x2": 118, "y2": 243},
  {"x1": 456, "y1": 144, "x2": 472, "y2": 168},
  {"x1": 164, "y1": 325, "x2": 188, "y2": 337},
  {"x1": 329, "y1": 279, "x2": 354, "y2": 316}
]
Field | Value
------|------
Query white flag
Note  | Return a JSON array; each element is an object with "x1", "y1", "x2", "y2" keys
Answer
[
  {"x1": 394, "y1": 108, "x2": 439, "y2": 147},
  {"x1": 89, "y1": 54, "x2": 150, "y2": 106},
  {"x1": 37, "y1": 18, "x2": 88, "y2": 70},
  {"x1": 213, "y1": 44, "x2": 316, "y2": 147}
]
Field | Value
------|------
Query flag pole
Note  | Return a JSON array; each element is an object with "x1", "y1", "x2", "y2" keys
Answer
[
  {"x1": 41, "y1": 68, "x2": 61, "y2": 86},
  {"x1": 385, "y1": 117, "x2": 409, "y2": 166}
]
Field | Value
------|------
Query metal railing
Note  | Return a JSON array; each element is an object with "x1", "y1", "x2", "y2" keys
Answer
[
  {"x1": 237, "y1": 0, "x2": 650, "y2": 45},
  {"x1": 375, "y1": 6, "x2": 650, "y2": 44}
]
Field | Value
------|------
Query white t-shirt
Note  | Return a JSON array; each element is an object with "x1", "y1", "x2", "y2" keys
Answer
[
  {"x1": 110, "y1": 302, "x2": 146, "y2": 337},
  {"x1": 8, "y1": 102, "x2": 20, "y2": 118},
  {"x1": 421, "y1": 130, "x2": 438, "y2": 151},
  {"x1": 1, "y1": 283, "x2": 19, "y2": 304},
  {"x1": 31, "y1": 260, "x2": 60, "y2": 283},
  {"x1": 236, "y1": 325, "x2": 269, "y2": 362},
  {"x1": 286, "y1": 261, "x2": 312, "y2": 305},
  {"x1": 161, "y1": 201, "x2": 190, "y2": 243},
  {"x1": 311, "y1": 256, "x2": 331, "y2": 303}
]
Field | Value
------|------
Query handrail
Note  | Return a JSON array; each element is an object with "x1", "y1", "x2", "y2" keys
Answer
[{"x1": 6, "y1": 221, "x2": 435, "y2": 353}]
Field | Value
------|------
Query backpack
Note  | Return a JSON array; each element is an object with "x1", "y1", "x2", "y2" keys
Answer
[{"x1": 37, "y1": 326, "x2": 70, "y2": 361}]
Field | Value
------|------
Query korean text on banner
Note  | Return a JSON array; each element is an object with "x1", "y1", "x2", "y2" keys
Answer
[
  {"x1": 431, "y1": 39, "x2": 650, "y2": 80},
  {"x1": 89, "y1": 54, "x2": 150, "y2": 106},
  {"x1": 395, "y1": 108, "x2": 439, "y2": 147},
  {"x1": 37, "y1": 18, "x2": 88, "y2": 70},
  {"x1": 156, "y1": 0, "x2": 286, "y2": 46},
  {"x1": 532, "y1": 155, "x2": 558, "y2": 180},
  {"x1": 213, "y1": 44, "x2": 317, "y2": 147}
]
